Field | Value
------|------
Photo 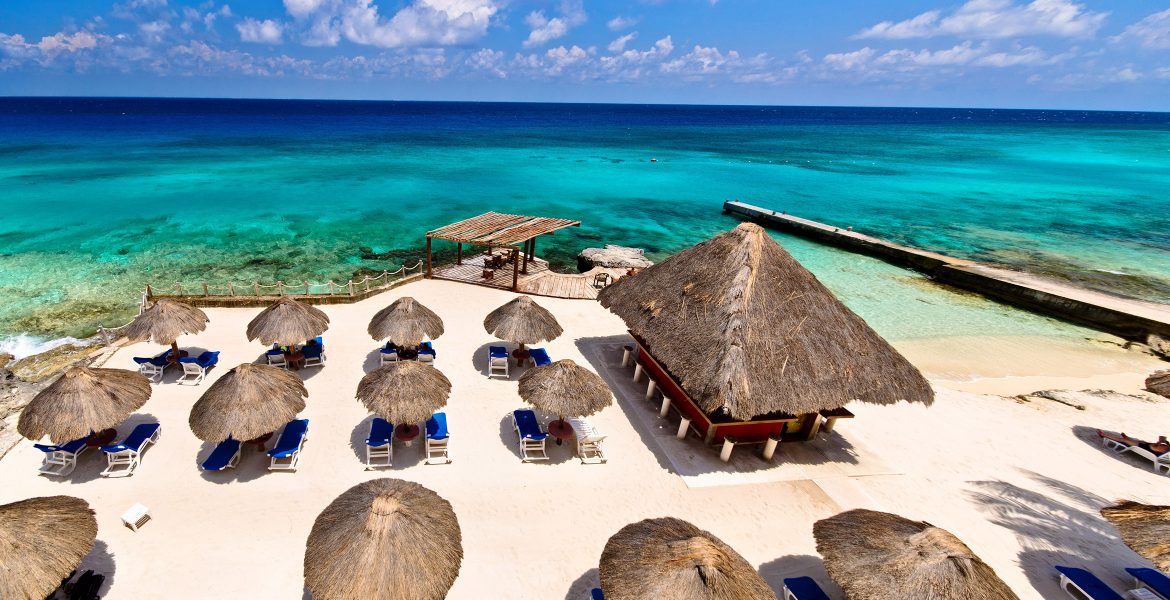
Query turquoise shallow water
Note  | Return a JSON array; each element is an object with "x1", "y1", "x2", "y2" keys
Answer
[{"x1": 1, "y1": 98, "x2": 1168, "y2": 350}]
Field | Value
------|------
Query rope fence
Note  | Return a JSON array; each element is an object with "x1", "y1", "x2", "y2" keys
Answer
[{"x1": 144, "y1": 261, "x2": 423, "y2": 301}]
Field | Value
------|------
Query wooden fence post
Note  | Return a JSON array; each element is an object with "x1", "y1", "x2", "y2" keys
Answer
[
  {"x1": 202, "y1": 283, "x2": 210, "y2": 297},
  {"x1": 348, "y1": 281, "x2": 354, "y2": 296},
  {"x1": 145, "y1": 284, "x2": 154, "y2": 298},
  {"x1": 175, "y1": 282, "x2": 183, "y2": 296},
  {"x1": 304, "y1": 281, "x2": 311, "y2": 295},
  {"x1": 227, "y1": 282, "x2": 235, "y2": 296},
  {"x1": 253, "y1": 282, "x2": 260, "y2": 296},
  {"x1": 277, "y1": 281, "x2": 284, "y2": 296},
  {"x1": 364, "y1": 277, "x2": 371, "y2": 292}
]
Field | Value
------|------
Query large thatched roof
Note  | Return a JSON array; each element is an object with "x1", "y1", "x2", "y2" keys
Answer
[
  {"x1": 0, "y1": 495, "x2": 97, "y2": 600},
  {"x1": 813, "y1": 509, "x2": 1019, "y2": 600},
  {"x1": 599, "y1": 517, "x2": 776, "y2": 600},
  {"x1": 483, "y1": 296, "x2": 563, "y2": 345},
  {"x1": 18, "y1": 367, "x2": 152, "y2": 443},
  {"x1": 304, "y1": 478, "x2": 463, "y2": 600},
  {"x1": 188, "y1": 363, "x2": 307, "y2": 441},
  {"x1": 518, "y1": 359, "x2": 612, "y2": 418},
  {"x1": 356, "y1": 362, "x2": 452, "y2": 425},
  {"x1": 124, "y1": 298, "x2": 209, "y2": 346},
  {"x1": 246, "y1": 296, "x2": 330, "y2": 346},
  {"x1": 1101, "y1": 500, "x2": 1170, "y2": 572},
  {"x1": 598, "y1": 222, "x2": 933, "y2": 420},
  {"x1": 368, "y1": 296, "x2": 444, "y2": 346}
]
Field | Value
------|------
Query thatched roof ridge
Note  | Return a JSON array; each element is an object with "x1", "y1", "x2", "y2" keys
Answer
[
  {"x1": 1101, "y1": 500, "x2": 1170, "y2": 572},
  {"x1": 813, "y1": 509, "x2": 1019, "y2": 600},
  {"x1": 367, "y1": 296, "x2": 444, "y2": 346},
  {"x1": 304, "y1": 478, "x2": 462, "y2": 600},
  {"x1": 125, "y1": 298, "x2": 209, "y2": 345},
  {"x1": 518, "y1": 359, "x2": 612, "y2": 418},
  {"x1": 598, "y1": 222, "x2": 933, "y2": 419},
  {"x1": 188, "y1": 363, "x2": 307, "y2": 441},
  {"x1": 600, "y1": 517, "x2": 776, "y2": 600},
  {"x1": 356, "y1": 362, "x2": 452, "y2": 425},
  {"x1": 18, "y1": 367, "x2": 152, "y2": 443},
  {"x1": 0, "y1": 495, "x2": 97, "y2": 600},
  {"x1": 246, "y1": 296, "x2": 330, "y2": 346},
  {"x1": 483, "y1": 296, "x2": 563, "y2": 345}
]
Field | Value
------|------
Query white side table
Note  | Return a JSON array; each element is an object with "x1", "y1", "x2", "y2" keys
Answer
[{"x1": 121, "y1": 503, "x2": 151, "y2": 531}]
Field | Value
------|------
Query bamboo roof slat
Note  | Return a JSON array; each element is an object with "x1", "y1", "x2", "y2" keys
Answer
[{"x1": 427, "y1": 212, "x2": 581, "y2": 246}]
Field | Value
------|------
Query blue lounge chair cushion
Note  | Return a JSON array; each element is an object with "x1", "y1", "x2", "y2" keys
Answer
[
  {"x1": 426, "y1": 412, "x2": 449, "y2": 440},
  {"x1": 268, "y1": 419, "x2": 309, "y2": 458},
  {"x1": 266, "y1": 348, "x2": 284, "y2": 356},
  {"x1": 1056, "y1": 566, "x2": 1125, "y2": 600},
  {"x1": 417, "y1": 341, "x2": 435, "y2": 356},
  {"x1": 529, "y1": 348, "x2": 551, "y2": 366},
  {"x1": 1127, "y1": 568, "x2": 1170, "y2": 598},
  {"x1": 35, "y1": 436, "x2": 90, "y2": 454},
  {"x1": 513, "y1": 409, "x2": 547, "y2": 441},
  {"x1": 179, "y1": 351, "x2": 220, "y2": 367},
  {"x1": 302, "y1": 345, "x2": 323, "y2": 359},
  {"x1": 100, "y1": 423, "x2": 160, "y2": 453},
  {"x1": 783, "y1": 577, "x2": 831, "y2": 600},
  {"x1": 590, "y1": 588, "x2": 604, "y2": 600},
  {"x1": 380, "y1": 345, "x2": 399, "y2": 354},
  {"x1": 367, "y1": 418, "x2": 394, "y2": 447},
  {"x1": 489, "y1": 345, "x2": 508, "y2": 358},
  {"x1": 202, "y1": 438, "x2": 241, "y2": 471},
  {"x1": 132, "y1": 356, "x2": 152, "y2": 365}
]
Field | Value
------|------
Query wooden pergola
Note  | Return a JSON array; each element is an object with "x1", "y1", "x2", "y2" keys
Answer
[{"x1": 425, "y1": 212, "x2": 581, "y2": 292}]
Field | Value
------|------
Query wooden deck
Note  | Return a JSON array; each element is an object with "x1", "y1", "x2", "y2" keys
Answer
[{"x1": 432, "y1": 253, "x2": 625, "y2": 300}]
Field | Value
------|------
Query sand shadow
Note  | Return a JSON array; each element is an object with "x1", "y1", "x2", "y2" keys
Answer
[
  {"x1": 564, "y1": 567, "x2": 600, "y2": 600},
  {"x1": 497, "y1": 412, "x2": 574, "y2": 465},
  {"x1": 350, "y1": 415, "x2": 429, "y2": 470},
  {"x1": 472, "y1": 342, "x2": 524, "y2": 381},
  {"x1": 1073, "y1": 425, "x2": 1170, "y2": 477},
  {"x1": 966, "y1": 468, "x2": 1140, "y2": 598},
  {"x1": 79, "y1": 540, "x2": 116, "y2": 596},
  {"x1": 196, "y1": 438, "x2": 274, "y2": 484},
  {"x1": 759, "y1": 554, "x2": 840, "y2": 599},
  {"x1": 363, "y1": 348, "x2": 386, "y2": 374}
]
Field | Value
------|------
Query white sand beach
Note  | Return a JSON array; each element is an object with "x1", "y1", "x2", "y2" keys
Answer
[{"x1": 2, "y1": 278, "x2": 1169, "y2": 599}]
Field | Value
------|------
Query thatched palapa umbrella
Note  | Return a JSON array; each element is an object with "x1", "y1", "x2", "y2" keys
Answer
[
  {"x1": 18, "y1": 367, "x2": 152, "y2": 443},
  {"x1": 189, "y1": 363, "x2": 307, "y2": 442},
  {"x1": 305, "y1": 478, "x2": 462, "y2": 600},
  {"x1": 483, "y1": 296, "x2": 563, "y2": 350},
  {"x1": 813, "y1": 509, "x2": 1019, "y2": 600},
  {"x1": 368, "y1": 296, "x2": 444, "y2": 347},
  {"x1": 599, "y1": 517, "x2": 776, "y2": 600},
  {"x1": 0, "y1": 495, "x2": 97, "y2": 600},
  {"x1": 598, "y1": 222, "x2": 933, "y2": 421},
  {"x1": 246, "y1": 296, "x2": 330, "y2": 347},
  {"x1": 357, "y1": 362, "x2": 451, "y2": 438},
  {"x1": 1102, "y1": 500, "x2": 1170, "y2": 572},
  {"x1": 518, "y1": 359, "x2": 611, "y2": 434},
  {"x1": 125, "y1": 298, "x2": 209, "y2": 359}
]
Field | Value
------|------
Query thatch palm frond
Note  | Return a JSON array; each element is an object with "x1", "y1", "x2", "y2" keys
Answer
[
  {"x1": 356, "y1": 362, "x2": 452, "y2": 425},
  {"x1": 517, "y1": 359, "x2": 611, "y2": 418},
  {"x1": 368, "y1": 297, "x2": 444, "y2": 347},
  {"x1": 0, "y1": 495, "x2": 98, "y2": 600},
  {"x1": 246, "y1": 296, "x2": 330, "y2": 347},
  {"x1": 188, "y1": 363, "x2": 307, "y2": 441},
  {"x1": 18, "y1": 367, "x2": 152, "y2": 443},
  {"x1": 483, "y1": 296, "x2": 563, "y2": 345},
  {"x1": 1101, "y1": 500, "x2": 1170, "y2": 572},
  {"x1": 125, "y1": 299, "x2": 209, "y2": 346}
]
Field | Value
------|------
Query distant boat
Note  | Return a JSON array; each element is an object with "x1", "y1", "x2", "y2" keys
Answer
[{"x1": 650, "y1": 158, "x2": 657, "y2": 162}]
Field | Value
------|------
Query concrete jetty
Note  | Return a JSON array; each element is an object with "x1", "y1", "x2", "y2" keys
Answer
[{"x1": 723, "y1": 200, "x2": 1170, "y2": 341}]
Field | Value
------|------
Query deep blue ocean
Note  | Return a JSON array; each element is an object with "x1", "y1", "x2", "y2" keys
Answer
[{"x1": 1, "y1": 97, "x2": 1168, "y2": 353}]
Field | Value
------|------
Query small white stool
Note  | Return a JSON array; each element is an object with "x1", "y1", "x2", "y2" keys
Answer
[{"x1": 121, "y1": 503, "x2": 151, "y2": 531}]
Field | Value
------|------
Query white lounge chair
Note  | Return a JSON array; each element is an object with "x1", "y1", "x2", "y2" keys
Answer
[
  {"x1": 488, "y1": 346, "x2": 509, "y2": 378},
  {"x1": 417, "y1": 352, "x2": 434, "y2": 364},
  {"x1": 34, "y1": 437, "x2": 91, "y2": 477},
  {"x1": 302, "y1": 338, "x2": 325, "y2": 368},
  {"x1": 177, "y1": 351, "x2": 219, "y2": 385},
  {"x1": 379, "y1": 348, "x2": 399, "y2": 365},
  {"x1": 1055, "y1": 566, "x2": 1126, "y2": 600},
  {"x1": 365, "y1": 418, "x2": 393, "y2": 468},
  {"x1": 567, "y1": 417, "x2": 607, "y2": 464},
  {"x1": 100, "y1": 423, "x2": 161, "y2": 478},
  {"x1": 1100, "y1": 433, "x2": 1170, "y2": 475},
  {"x1": 268, "y1": 419, "x2": 309, "y2": 471},
  {"x1": 266, "y1": 351, "x2": 288, "y2": 369},
  {"x1": 425, "y1": 412, "x2": 451, "y2": 465},
  {"x1": 512, "y1": 409, "x2": 549, "y2": 462}
]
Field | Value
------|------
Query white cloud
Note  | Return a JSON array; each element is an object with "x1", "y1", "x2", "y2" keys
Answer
[
  {"x1": 139, "y1": 20, "x2": 172, "y2": 44},
  {"x1": 608, "y1": 32, "x2": 637, "y2": 53},
  {"x1": 237, "y1": 18, "x2": 285, "y2": 44},
  {"x1": 284, "y1": 0, "x2": 327, "y2": 19},
  {"x1": 1112, "y1": 9, "x2": 1170, "y2": 49},
  {"x1": 35, "y1": 31, "x2": 106, "y2": 53},
  {"x1": 607, "y1": 16, "x2": 637, "y2": 31},
  {"x1": 286, "y1": 0, "x2": 499, "y2": 48},
  {"x1": 821, "y1": 41, "x2": 1070, "y2": 81},
  {"x1": 523, "y1": 0, "x2": 586, "y2": 48},
  {"x1": 466, "y1": 47, "x2": 506, "y2": 77},
  {"x1": 856, "y1": 0, "x2": 1107, "y2": 40},
  {"x1": 542, "y1": 44, "x2": 591, "y2": 75}
]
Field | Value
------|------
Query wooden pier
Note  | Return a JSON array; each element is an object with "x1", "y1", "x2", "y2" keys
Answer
[
  {"x1": 432, "y1": 251, "x2": 624, "y2": 300},
  {"x1": 724, "y1": 200, "x2": 1170, "y2": 341}
]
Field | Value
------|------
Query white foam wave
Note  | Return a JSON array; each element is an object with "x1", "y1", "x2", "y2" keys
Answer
[{"x1": 0, "y1": 335, "x2": 87, "y2": 360}]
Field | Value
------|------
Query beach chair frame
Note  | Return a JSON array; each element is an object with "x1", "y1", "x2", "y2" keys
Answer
[
  {"x1": 1101, "y1": 436, "x2": 1170, "y2": 475},
  {"x1": 268, "y1": 420, "x2": 309, "y2": 471},
  {"x1": 1055, "y1": 566, "x2": 1126, "y2": 600},
  {"x1": 567, "y1": 417, "x2": 607, "y2": 464},
  {"x1": 137, "y1": 361, "x2": 165, "y2": 382},
  {"x1": 512, "y1": 410, "x2": 549, "y2": 462},
  {"x1": 100, "y1": 424, "x2": 161, "y2": 478},
  {"x1": 365, "y1": 419, "x2": 394, "y2": 469},
  {"x1": 488, "y1": 346, "x2": 509, "y2": 378},
  {"x1": 379, "y1": 348, "x2": 399, "y2": 365},
  {"x1": 266, "y1": 350, "x2": 288, "y2": 369},
  {"x1": 35, "y1": 441, "x2": 90, "y2": 477},
  {"x1": 201, "y1": 439, "x2": 242, "y2": 472}
]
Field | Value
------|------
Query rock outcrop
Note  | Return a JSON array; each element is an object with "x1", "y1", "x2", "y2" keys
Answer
[
  {"x1": 577, "y1": 245, "x2": 653, "y2": 272},
  {"x1": 1148, "y1": 371, "x2": 1170, "y2": 400},
  {"x1": 1149, "y1": 334, "x2": 1170, "y2": 360}
]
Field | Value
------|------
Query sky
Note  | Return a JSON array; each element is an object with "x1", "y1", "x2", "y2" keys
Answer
[{"x1": 0, "y1": 0, "x2": 1168, "y2": 109}]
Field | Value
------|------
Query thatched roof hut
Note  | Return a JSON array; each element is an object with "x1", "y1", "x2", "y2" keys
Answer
[
  {"x1": 1101, "y1": 500, "x2": 1170, "y2": 572},
  {"x1": 368, "y1": 297, "x2": 444, "y2": 347},
  {"x1": 0, "y1": 495, "x2": 97, "y2": 600},
  {"x1": 518, "y1": 359, "x2": 611, "y2": 419},
  {"x1": 188, "y1": 363, "x2": 307, "y2": 441},
  {"x1": 813, "y1": 509, "x2": 1019, "y2": 600},
  {"x1": 18, "y1": 367, "x2": 152, "y2": 443},
  {"x1": 356, "y1": 362, "x2": 452, "y2": 425},
  {"x1": 125, "y1": 298, "x2": 209, "y2": 355},
  {"x1": 246, "y1": 296, "x2": 330, "y2": 347},
  {"x1": 599, "y1": 517, "x2": 776, "y2": 600},
  {"x1": 598, "y1": 222, "x2": 933, "y2": 420},
  {"x1": 304, "y1": 478, "x2": 462, "y2": 600},
  {"x1": 1147, "y1": 370, "x2": 1170, "y2": 400},
  {"x1": 483, "y1": 296, "x2": 563, "y2": 345}
]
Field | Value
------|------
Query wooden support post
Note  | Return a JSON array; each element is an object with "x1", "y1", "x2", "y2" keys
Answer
[
  {"x1": 658, "y1": 394, "x2": 671, "y2": 418},
  {"x1": 348, "y1": 281, "x2": 354, "y2": 296},
  {"x1": 425, "y1": 236, "x2": 433, "y2": 278},
  {"x1": 145, "y1": 284, "x2": 154, "y2": 298},
  {"x1": 676, "y1": 417, "x2": 690, "y2": 439},
  {"x1": 621, "y1": 346, "x2": 633, "y2": 367},
  {"x1": 763, "y1": 434, "x2": 780, "y2": 460},
  {"x1": 456, "y1": 243, "x2": 462, "y2": 265},
  {"x1": 175, "y1": 282, "x2": 183, "y2": 296},
  {"x1": 202, "y1": 283, "x2": 209, "y2": 297},
  {"x1": 305, "y1": 281, "x2": 311, "y2": 295},
  {"x1": 720, "y1": 437, "x2": 736, "y2": 462},
  {"x1": 633, "y1": 363, "x2": 643, "y2": 382},
  {"x1": 645, "y1": 380, "x2": 657, "y2": 402},
  {"x1": 521, "y1": 238, "x2": 530, "y2": 274},
  {"x1": 511, "y1": 246, "x2": 520, "y2": 292},
  {"x1": 227, "y1": 282, "x2": 235, "y2": 296},
  {"x1": 530, "y1": 236, "x2": 537, "y2": 262},
  {"x1": 277, "y1": 281, "x2": 284, "y2": 296},
  {"x1": 253, "y1": 282, "x2": 260, "y2": 296},
  {"x1": 364, "y1": 278, "x2": 371, "y2": 292}
]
